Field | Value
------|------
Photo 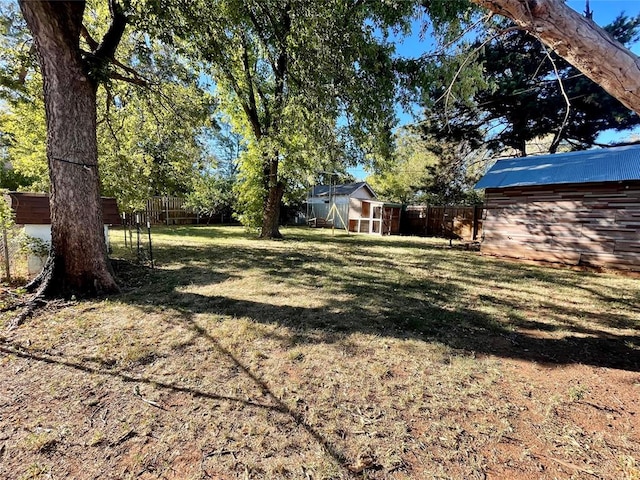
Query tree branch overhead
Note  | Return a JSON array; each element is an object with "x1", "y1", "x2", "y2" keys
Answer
[{"x1": 472, "y1": 0, "x2": 640, "y2": 115}]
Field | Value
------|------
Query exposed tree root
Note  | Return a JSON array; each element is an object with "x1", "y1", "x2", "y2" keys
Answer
[
  {"x1": 7, "y1": 257, "x2": 127, "y2": 330},
  {"x1": 7, "y1": 298, "x2": 47, "y2": 330},
  {"x1": 24, "y1": 254, "x2": 54, "y2": 294},
  {"x1": 7, "y1": 276, "x2": 51, "y2": 330},
  {"x1": 7, "y1": 256, "x2": 55, "y2": 330},
  {"x1": 1, "y1": 303, "x2": 24, "y2": 314},
  {"x1": 0, "y1": 298, "x2": 22, "y2": 313}
]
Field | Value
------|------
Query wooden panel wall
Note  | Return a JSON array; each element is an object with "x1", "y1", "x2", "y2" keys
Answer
[
  {"x1": 7, "y1": 192, "x2": 120, "y2": 225},
  {"x1": 481, "y1": 182, "x2": 640, "y2": 271}
]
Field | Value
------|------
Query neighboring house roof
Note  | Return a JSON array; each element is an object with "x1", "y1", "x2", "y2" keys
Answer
[
  {"x1": 475, "y1": 144, "x2": 640, "y2": 190},
  {"x1": 310, "y1": 182, "x2": 376, "y2": 198},
  {"x1": 6, "y1": 192, "x2": 121, "y2": 225}
]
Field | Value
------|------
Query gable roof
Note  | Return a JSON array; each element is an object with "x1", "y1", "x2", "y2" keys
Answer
[
  {"x1": 310, "y1": 181, "x2": 376, "y2": 197},
  {"x1": 6, "y1": 192, "x2": 121, "y2": 225},
  {"x1": 475, "y1": 144, "x2": 640, "y2": 190}
]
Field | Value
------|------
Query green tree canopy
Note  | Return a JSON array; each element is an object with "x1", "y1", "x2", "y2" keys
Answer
[
  {"x1": 149, "y1": 0, "x2": 475, "y2": 236},
  {"x1": 1, "y1": 1, "x2": 216, "y2": 213},
  {"x1": 366, "y1": 129, "x2": 438, "y2": 204},
  {"x1": 367, "y1": 126, "x2": 484, "y2": 206}
]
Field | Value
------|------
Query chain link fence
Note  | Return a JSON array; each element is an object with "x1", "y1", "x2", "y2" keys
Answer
[
  {"x1": 1, "y1": 223, "x2": 153, "y2": 285},
  {"x1": 0, "y1": 226, "x2": 35, "y2": 283}
]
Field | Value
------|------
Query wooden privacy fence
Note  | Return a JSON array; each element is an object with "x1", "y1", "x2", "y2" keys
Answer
[
  {"x1": 121, "y1": 196, "x2": 198, "y2": 226},
  {"x1": 145, "y1": 196, "x2": 198, "y2": 225},
  {"x1": 402, "y1": 205, "x2": 483, "y2": 241}
]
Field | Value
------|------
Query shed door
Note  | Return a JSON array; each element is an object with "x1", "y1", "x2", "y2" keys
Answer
[{"x1": 361, "y1": 201, "x2": 370, "y2": 218}]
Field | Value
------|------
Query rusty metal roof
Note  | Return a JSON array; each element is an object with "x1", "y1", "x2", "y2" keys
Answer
[
  {"x1": 475, "y1": 145, "x2": 640, "y2": 189},
  {"x1": 5, "y1": 192, "x2": 121, "y2": 225}
]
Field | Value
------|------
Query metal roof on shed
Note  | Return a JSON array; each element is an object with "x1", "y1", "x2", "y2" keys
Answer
[
  {"x1": 311, "y1": 182, "x2": 375, "y2": 197},
  {"x1": 474, "y1": 144, "x2": 640, "y2": 190}
]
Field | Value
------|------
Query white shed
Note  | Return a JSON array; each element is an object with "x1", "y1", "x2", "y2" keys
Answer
[
  {"x1": 307, "y1": 182, "x2": 401, "y2": 235},
  {"x1": 6, "y1": 192, "x2": 120, "y2": 275}
]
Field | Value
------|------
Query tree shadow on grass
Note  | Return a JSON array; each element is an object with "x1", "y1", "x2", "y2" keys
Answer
[
  {"x1": 111, "y1": 251, "x2": 640, "y2": 373},
  {"x1": 4, "y1": 242, "x2": 639, "y2": 476},
  {"x1": 110, "y1": 226, "x2": 640, "y2": 380},
  {"x1": 0, "y1": 322, "x2": 358, "y2": 477},
  {"x1": 148, "y1": 289, "x2": 640, "y2": 372}
]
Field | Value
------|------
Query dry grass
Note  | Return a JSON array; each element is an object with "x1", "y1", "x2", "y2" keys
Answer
[{"x1": 1, "y1": 225, "x2": 639, "y2": 479}]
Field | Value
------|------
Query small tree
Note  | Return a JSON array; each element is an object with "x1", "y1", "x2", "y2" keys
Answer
[{"x1": 366, "y1": 129, "x2": 439, "y2": 204}]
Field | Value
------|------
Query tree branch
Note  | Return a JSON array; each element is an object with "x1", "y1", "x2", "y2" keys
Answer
[
  {"x1": 107, "y1": 70, "x2": 148, "y2": 87},
  {"x1": 82, "y1": 2, "x2": 150, "y2": 90},
  {"x1": 80, "y1": 24, "x2": 99, "y2": 51},
  {"x1": 219, "y1": 60, "x2": 263, "y2": 140},
  {"x1": 253, "y1": 1, "x2": 288, "y2": 49},
  {"x1": 543, "y1": 45, "x2": 571, "y2": 154},
  {"x1": 101, "y1": 84, "x2": 121, "y2": 147},
  {"x1": 111, "y1": 56, "x2": 152, "y2": 86},
  {"x1": 241, "y1": 34, "x2": 261, "y2": 129},
  {"x1": 255, "y1": 83, "x2": 271, "y2": 131},
  {"x1": 244, "y1": 6, "x2": 278, "y2": 72},
  {"x1": 471, "y1": 0, "x2": 640, "y2": 115},
  {"x1": 94, "y1": 0, "x2": 128, "y2": 61},
  {"x1": 419, "y1": 13, "x2": 494, "y2": 62},
  {"x1": 435, "y1": 26, "x2": 521, "y2": 125},
  {"x1": 270, "y1": 2, "x2": 291, "y2": 134}
]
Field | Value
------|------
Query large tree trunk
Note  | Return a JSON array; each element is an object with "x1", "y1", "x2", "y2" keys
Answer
[
  {"x1": 472, "y1": 0, "x2": 640, "y2": 115},
  {"x1": 19, "y1": 1, "x2": 119, "y2": 297},
  {"x1": 259, "y1": 158, "x2": 284, "y2": 239}
]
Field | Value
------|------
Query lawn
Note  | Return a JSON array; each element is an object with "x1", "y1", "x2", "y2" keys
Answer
[{"x1": 1, "y1": 225, "x2": 639, "y2": 479}]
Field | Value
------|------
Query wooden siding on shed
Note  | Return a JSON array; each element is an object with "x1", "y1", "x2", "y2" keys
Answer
[
  {"x1": 6, "y1": 192, "x2": 121, "y2": 225},
  {"x1": 481, "y1": 182, "x2": 640, "y2": 271}
]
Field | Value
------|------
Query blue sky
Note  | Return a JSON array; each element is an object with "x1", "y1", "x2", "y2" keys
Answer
[
  {"x1": 567, "y1": 0, "x2": 640, "y2": 24},
  {"x1": 350, "y1": 0, "x2": 640, "y2": 180}
]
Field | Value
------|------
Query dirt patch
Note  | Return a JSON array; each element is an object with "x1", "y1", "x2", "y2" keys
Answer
[
  {"x1": 475, "y1": 361, "x2": 639, "y2": 479},
  {"x1": 2, "y1": 316, "x2": 637, "y2": 479}
]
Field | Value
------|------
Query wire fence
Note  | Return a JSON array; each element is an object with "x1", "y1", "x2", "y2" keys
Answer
[
  {"x1": 115, "y1": 219, "x2": 155, "y2": 268},
  {"x1": 0, "y1": 226, "x2": 36, "y2": 283},
  {"x1": 1, "y1": 222, "x2": 155, "y2": 285}
]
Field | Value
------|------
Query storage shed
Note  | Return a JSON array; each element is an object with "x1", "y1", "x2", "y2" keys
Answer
[
  {"x1": 307, "y1": 182, "x2": 402, "y2": 235},
  {"x1": 5, "y1": 192, "x2": 120, "y2": 274},
  {"x1": 475, "y1": 145, "x2": 640, "y2": 271}
]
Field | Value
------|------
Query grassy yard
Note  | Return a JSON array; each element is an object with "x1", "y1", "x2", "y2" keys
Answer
[{"x1": 1, "y1": 225, "x2": 639, "y2": 479}]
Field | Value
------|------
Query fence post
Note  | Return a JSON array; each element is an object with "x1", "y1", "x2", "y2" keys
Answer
[
  {"x1": 122, "y1": 213, "x2": 127, "y2": 248},
  {"x1": 2, "y1": 227, "x2": 10, "y2": 283},
  {"x1": 147, "y1": 221, "x2": 154, "y2": 269},
  {"x1": 473, "y1": 205, "x2": 482, "y2": 241},
  {"x1": 425, "y1": 206, "x2": 430, "y2": 236},
  {"x1": 136, "y1": 214, "x2": 141, "y2": 259}
]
